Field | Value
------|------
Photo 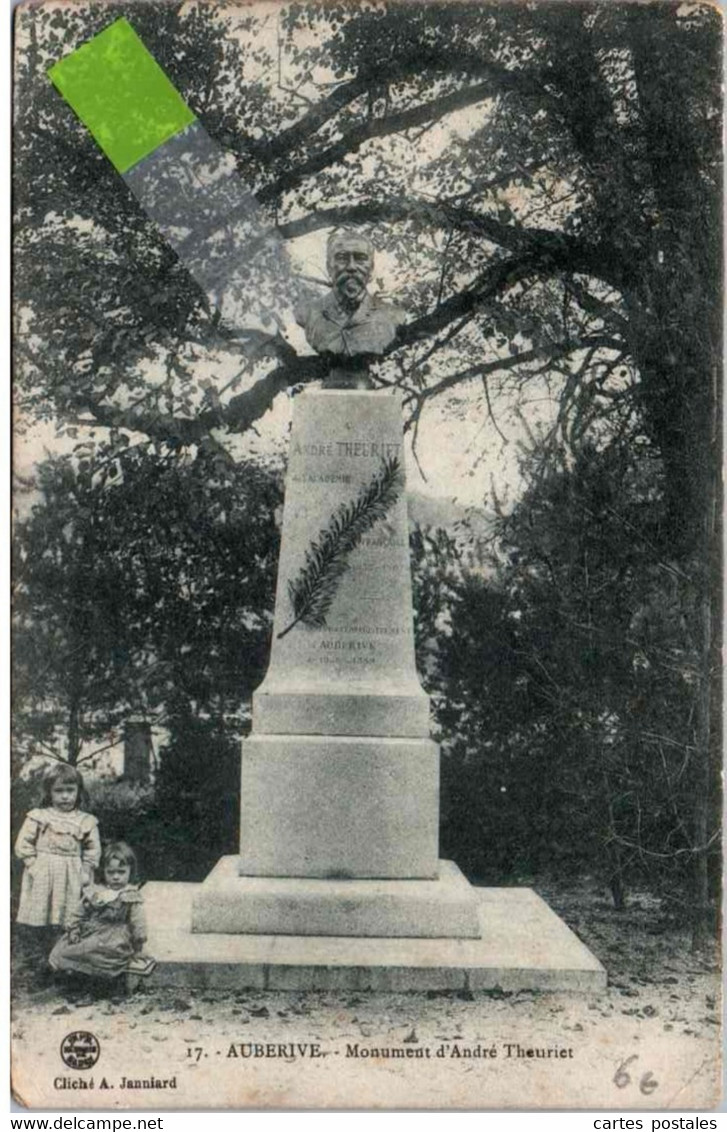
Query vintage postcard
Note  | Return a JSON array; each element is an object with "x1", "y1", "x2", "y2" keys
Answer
[{"x1": 11, "y1": 0, "x2": 722, "y2": 1111}]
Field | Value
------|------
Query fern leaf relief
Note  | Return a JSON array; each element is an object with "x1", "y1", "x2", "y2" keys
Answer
[{"x1": 277, "y1": 456, "x2": 404, "y2": 639}]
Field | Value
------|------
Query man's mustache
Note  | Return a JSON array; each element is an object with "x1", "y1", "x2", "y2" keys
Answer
[{"x1": 337, "y1": 268, "x2": 368, "y2": 283}]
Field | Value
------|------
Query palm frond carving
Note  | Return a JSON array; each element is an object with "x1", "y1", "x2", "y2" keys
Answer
[{"x1": 277, "y1": 456, "x2": 404, "y2": 639}]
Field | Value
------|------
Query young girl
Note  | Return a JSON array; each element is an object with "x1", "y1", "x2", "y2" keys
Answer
[
  {"x1": 15, "y1": 765, "x2": 101, "y2": 941},
  {"x1": 49, "y1": 841, "x2": 155, "y2": 981}
]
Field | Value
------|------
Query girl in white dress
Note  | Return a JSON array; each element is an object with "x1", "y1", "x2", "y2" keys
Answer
[{"x1": 15, "y1": 765, "x2": 101, "y2": 951}]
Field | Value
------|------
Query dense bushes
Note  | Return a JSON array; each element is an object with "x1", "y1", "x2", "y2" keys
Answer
[
  {"x1": 151, "y1": 715, "x2": 242, "y2": 881},
  {"x1": 88, "y1": 718, "x2": 243, "y2": 883},
  {"x1": 411, "y1": 445, "x2": 720, "y2": 920}
]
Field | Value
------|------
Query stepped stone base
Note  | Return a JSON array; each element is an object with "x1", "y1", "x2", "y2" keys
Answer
[
  {"x1": 145, "y1": 880, "x2": 607, "y2": 992},
  {"x1": 191, "y1": 857, "x2": 481, "y2": 938}
]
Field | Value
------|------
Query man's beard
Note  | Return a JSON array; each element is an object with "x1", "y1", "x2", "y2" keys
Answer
[{"x1": 335, "y1": 270, "x2": 368, "y2": 308}]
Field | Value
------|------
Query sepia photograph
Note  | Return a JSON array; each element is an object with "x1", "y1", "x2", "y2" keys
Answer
[{"x1": 11, "y1": 0, "x2": 722, "y2": 1111}]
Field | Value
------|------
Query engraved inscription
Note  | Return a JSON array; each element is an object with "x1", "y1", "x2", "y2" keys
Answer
[
  {"x1": 292, "y1": 439, "x2": 401, "y2": 459},
  {"x1": 289, "y1": 474, "x2": 352, "y2": 484},
  {"x1": 335, "y1": 441, "x2": 400, "y2": 458},
  {"x1": 278, "y1": 456, "x2": 404, "y2": 639},
  {"x1": 323, "y1": 625, "x2": 406, "y2": 637}
]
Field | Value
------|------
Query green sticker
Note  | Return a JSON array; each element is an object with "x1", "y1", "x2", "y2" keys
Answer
[{"x1": 48, "y1": 18, "x2": 196, "y2": 174}]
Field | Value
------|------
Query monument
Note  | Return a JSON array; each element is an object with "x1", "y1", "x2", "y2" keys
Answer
[
  {"x1": 145, "y1": 231, "x2": 605, "y2": 991},
  {"x1": 191, "y1": 228, "x2": 480, "y2": 937}
]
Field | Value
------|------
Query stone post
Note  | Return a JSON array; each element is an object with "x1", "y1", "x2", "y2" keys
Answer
[{"x1": 123, "y1": 720, "x2": 152, "y2": 784}]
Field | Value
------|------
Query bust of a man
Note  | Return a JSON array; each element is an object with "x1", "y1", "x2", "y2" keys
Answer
[{"x1": 296, "y1": 229, "x2": 405, "y2": 386}]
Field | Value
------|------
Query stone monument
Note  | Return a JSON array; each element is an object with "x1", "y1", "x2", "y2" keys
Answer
[
  {"x1": 191, "y1": 228, "x2": 481, "y2": 937},
  {"x1": 145, "y1": 230, "x2": 605, "y2": 992}
]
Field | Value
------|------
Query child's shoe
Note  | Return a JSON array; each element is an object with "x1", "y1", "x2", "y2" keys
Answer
[{"x1": 126, "y1": 954, "x2": 157, "y2": 977}]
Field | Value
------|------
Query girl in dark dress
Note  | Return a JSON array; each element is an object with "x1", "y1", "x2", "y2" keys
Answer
[{"x1": 49, "y1": 842, "x2": 155, "y2": 980}]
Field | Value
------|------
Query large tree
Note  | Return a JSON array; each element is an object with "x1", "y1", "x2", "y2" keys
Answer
[
  {"x1": 13, "y1": 1, "x2": 721, "y2": 924},
  {"x1": 14, "y1": 2, "x2": 720, "y2": 534}
]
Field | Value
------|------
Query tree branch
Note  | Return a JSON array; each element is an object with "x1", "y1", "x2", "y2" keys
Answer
[
  {"x1": 69, "y1": 353, "x2": 328, "y2": 444},
  {"x1": 250, "y1": 74, "x2": 372, "y2": 161},
  {"x1": 258, "y1": 80, "x2": 506, "y2": 205},
  {"x1": 407, "y1": 334, "x2": 623, "y2": 410},
  {"x1": 248, "y1": 49, "x2": 555, "y2": 166},
  {"x1": 563, "y1": 276, "x2": 629, "y2": 333},
  {"x1": 279, "y1": 200, "x2": 628, "y2": 290},
  {"x1": 387, "y1": 255, "x2": 556, "y2": 351}
]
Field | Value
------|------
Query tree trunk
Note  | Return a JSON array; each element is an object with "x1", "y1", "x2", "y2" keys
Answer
[
  {"x1": 691, "y1": 591, "x2": 712, "y2": 949},
  {"x1": 602, "y1": 766, "x2": 627, "y2": 912},
  {"x1": 691, "y1": 361, "x2": 721, "y2": 951}
]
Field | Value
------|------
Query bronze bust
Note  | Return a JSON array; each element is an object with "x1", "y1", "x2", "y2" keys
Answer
[{"x1": 296, "y1": 230, "x2": 405, "y2": 388}]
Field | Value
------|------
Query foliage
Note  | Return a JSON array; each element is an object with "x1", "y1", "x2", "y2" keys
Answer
[
  {"x1": 416, "y1": 441, "x2": 719, "y2": 916},
  {"x1": 13, "y1": 456, "x2": 144, "y2": 766},
  {"x1": 151, "y1": 714, "x2": 242, "y2": 881},
  {"x1": 13, "y1": 444, "x2": 282, "y2": 764},
  {"x1": 409, "y1": 523, "x2": 465, "y2": 684},
  {"x1": 14, "y1": 2, "x2": 721, "y2": 556}
]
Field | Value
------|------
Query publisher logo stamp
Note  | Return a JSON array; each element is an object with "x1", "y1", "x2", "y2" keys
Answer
[{"x1": 60, "y1": 1032, "x2": 100, "y2": 1070}]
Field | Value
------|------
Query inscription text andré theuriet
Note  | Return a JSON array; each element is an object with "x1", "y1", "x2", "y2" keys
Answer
[
  {"x1": 290, "y1": 438, "x2": 401, "y2": 485},
  {"x1": 293, "y1": 439, "x2": 401, "y2": 458}
]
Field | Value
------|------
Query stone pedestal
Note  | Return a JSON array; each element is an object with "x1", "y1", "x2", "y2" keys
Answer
[
  {"x1": 183, "y1": 385, "x2": 603, "y2": 995},
  {"x1": 149, "y1": 881, "x2": 607, "y2": 992},
  {"x1": 251, "y1": 388, "x2": 431, "y2": 745},
  {"x1": 242, "y1": 389, "x2": 438, "y2": 882},
  {"x1": 238, "y1": 734, "x2": 439, "y2": 879},
  {"x1": 191, "y1": 386, "x2": 481, "y2": 938}
]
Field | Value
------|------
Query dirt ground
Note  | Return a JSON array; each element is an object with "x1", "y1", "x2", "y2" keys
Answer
[{"x1": 11, "y1": 879, "x2": 722, "y2": 1111}]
